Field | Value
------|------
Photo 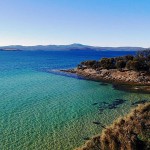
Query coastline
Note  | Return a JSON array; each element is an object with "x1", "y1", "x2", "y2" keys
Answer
[
  {"x1": 60, "y1": 68, "x2": 150, "y2": 93},
  {"x1": 75, "y1": 102, "x2": 150, "y2": 150}
]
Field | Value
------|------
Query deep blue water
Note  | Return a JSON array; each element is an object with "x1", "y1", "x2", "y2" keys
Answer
[{"x1": 0, "y1": 50, "x2": 136, "y2": 73}]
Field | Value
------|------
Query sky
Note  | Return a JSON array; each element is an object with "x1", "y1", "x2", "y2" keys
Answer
[{"x1": 0, "y1": 0, "x2": 150, "y2": 47}]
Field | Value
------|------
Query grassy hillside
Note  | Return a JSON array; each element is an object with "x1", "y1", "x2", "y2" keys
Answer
[{"x1": 76, "y1": 102, "x2": 150, "y2": 150}]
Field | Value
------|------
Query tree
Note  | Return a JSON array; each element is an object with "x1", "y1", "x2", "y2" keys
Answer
[
  {"x1": 125, "y1": 55, "x2": 134, "y2": 61},
  {"x1": 136, "y1": 49, "x2": 150, "y2": 59},
  {"x1": 116, "y1": 60, "x2": 126, "y2": 69},
  {"x1": 100, "y1": 58, "x2": 115, "y2": 69},
  {"x1": 126, "y1": 60, "x2": 140, "y2": 71}
]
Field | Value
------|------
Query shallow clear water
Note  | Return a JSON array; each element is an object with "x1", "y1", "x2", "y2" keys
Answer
[{"x1": 0, "y1": 50, "x2": 149, "y2": 150}]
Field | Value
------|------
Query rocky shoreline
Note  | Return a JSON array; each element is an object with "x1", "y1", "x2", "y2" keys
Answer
[{"x1": 60, "y1": 68, "x2": 150, "y2": 93}]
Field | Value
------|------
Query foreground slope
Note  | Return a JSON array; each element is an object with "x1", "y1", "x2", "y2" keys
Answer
[{"x1": 76, "y1": 102, "x2": 150, "y2": 150}]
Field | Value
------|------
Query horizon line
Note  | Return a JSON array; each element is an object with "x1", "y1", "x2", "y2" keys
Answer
[{"x1": 0, "y1": 43, "x2": 149, "y2": 48}]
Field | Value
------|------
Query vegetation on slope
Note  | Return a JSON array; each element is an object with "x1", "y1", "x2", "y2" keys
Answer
[
  {"x1": 78, "y1": 49, "x2": 150, "y2": 72},
  {"x1": 76, "y1": 102, "x2": 150, "y2": 150}
]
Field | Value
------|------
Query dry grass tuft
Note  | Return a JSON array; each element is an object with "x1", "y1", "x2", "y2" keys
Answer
[{"x1": 76, "y1": 102, "x2": 150, "y2": 150}]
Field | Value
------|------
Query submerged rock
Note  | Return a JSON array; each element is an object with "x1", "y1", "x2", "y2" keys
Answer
[
  {"x1": 92, "y1": 103, "x2": 98, "y2": 106},
  {"x1": 83, "y1": 137, "x2": 90, "y2": 141},
  {"x1": 131, "y1": 99, "x2": 148, "y2": 106},
  {"x1": 93, "y1": 121, "x2": 101, "y2": 125},
  {"x1": 97, "y1": 98, "x2": 126, "y2": 112}
]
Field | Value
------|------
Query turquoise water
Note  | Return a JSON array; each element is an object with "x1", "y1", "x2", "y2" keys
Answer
[{"x1": 0, "y1": 50, "x2": 149, "y2": 150}]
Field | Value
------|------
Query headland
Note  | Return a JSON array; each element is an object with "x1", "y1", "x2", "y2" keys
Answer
[{"x1": 61, "y1": 50, "x2": 150, "y2": 93}]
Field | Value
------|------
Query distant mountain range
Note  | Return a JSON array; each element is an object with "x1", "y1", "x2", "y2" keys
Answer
[{"x1": 0, "y1": 43, "x2": 146, "y2": 51}]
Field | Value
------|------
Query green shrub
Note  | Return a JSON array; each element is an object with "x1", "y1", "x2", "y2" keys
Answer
[
  {"x1": 126, "y1": 60, "x2": 140, "y2": 71},
  {"x1": 100, "y1": 58, "x2": 115, "y2": 69},
  {"x1": 116, "y1": 60, "x2": 126, "y2": 69}
]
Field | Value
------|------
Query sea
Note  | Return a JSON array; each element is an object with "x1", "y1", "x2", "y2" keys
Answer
[{"x1": 0, "y1": 50, "x2": 149, "y2": 150}]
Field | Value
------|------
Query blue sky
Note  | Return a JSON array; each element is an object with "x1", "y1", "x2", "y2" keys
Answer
[{"x1": 0, "y1": 0, "x2": 150, "y2": 47}]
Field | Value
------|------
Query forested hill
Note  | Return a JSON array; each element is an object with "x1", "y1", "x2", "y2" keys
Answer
[{"x1": 0, "y1": 44, "x2": 145, "y2": 51}]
